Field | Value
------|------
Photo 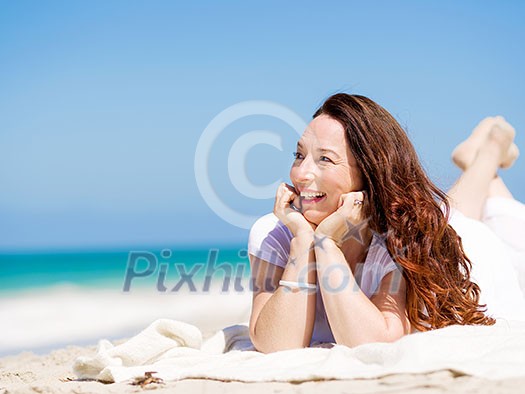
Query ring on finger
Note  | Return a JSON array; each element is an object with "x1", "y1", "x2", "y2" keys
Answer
[{"x1": 354, "y1": 200, "x2": 363, "y2": 206}]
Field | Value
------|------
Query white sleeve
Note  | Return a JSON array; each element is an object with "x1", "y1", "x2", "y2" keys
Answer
[{"x1": 248, "y1": 213, "x2": 293, "y2": 268}]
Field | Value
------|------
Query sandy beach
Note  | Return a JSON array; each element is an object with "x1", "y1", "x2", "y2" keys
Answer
[
  {"x1": 2, "y1": 285, "x2": 525, "y2": 393},
  {"x1": 3, "y1": 344, "x2": 525, "y2": 393}
]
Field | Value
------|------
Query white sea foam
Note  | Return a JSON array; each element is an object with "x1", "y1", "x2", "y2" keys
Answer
[{"x1": 0, "y1": 282, "x2": 252, "y2": 356}]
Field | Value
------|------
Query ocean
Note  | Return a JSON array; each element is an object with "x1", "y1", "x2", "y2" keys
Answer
[
  {"x1": 0, "y1": 245, "x2": 251, "y2": 294},
  {"x1": 0, "y1": 245, "x2": 253, "y2": 356}
]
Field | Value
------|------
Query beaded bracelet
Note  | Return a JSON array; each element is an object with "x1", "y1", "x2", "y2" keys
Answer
[{"x1": 279, "y1": 280, "x2": 317, "y2": 291}]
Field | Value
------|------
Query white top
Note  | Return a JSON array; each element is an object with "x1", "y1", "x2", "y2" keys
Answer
[{"x1": 248, "y1": 213, "x2": 401, "y2": 344}]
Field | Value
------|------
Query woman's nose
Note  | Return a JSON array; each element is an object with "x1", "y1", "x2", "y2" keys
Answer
[{"x1": 296, "y1": 157, "x2": 316, "y2": 182}]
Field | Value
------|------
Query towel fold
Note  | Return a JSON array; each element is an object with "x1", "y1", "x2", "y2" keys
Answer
[{"x1": 73, "y1": 318, "x2": 525, "y2": 383}]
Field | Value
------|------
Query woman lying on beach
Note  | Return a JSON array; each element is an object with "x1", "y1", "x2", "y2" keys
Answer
[{"x1": 248, "y1": 93, "x2": 525, "y2": 353}]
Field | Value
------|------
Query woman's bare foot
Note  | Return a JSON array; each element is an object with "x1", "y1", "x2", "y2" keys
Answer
[
  {"x1": 501, "y1": 143, "x2": 520, "y2": 169},
  {"x1": 452, "y1": 116, "x2": 519, "y2": 170},
  {"x1": 452, "y1": 117, "x2": 498, "y2": 170},
  {"x1": 481, "y1": 123, "x2": 515, "y2": 167}
]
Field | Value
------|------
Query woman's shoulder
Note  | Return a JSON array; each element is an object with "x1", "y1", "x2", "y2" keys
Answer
[
  {"x1": 247, "y1": 213, "x2": 293, "y2": 268},
  {"x1": 249, "y1": 213, "x2": 293, "y2": 245},
  {"x1": 251, "y1": 212, "x2": 282, "y2": 230}
]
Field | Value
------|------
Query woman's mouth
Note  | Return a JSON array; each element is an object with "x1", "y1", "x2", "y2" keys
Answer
[{"x1": 300, "y1": 191, "x2": 327, "y2": 204}]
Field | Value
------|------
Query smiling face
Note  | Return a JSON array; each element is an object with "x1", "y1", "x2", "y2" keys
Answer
[{"x1": 290, "y1": 114, "x2": 364, "y2": 226}]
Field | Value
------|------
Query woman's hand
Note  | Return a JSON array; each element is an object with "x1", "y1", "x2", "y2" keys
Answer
[
  {"x1": 274, "y1": 183, "x2": 316, "y2": 237},
  {"x1": 315, "y1": 191, "x2": 369, "y2": 247}
]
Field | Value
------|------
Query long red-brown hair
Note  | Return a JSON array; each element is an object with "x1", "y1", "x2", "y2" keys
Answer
[{"x1": 314, "y1": 93, "x2": 495, "y2": 331}]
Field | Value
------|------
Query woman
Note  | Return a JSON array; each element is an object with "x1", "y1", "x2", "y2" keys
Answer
[{"x1": 247, "y1": 93, "x2": 525, "y2": 353}]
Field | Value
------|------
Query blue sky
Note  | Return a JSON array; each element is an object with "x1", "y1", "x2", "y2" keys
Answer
[{"x1": 1, "y1": 0, "x2": 524, "y2": 251}]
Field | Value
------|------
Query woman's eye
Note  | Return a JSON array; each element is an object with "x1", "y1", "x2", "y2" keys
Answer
[
  {"x1": 292, "y1": 151, "x2": 304, "y2": 160},
  {"x1": 320, "y1": 156, "x2": 333, "y2": 163}
]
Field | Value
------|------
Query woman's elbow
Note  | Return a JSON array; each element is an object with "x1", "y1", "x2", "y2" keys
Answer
[
  {"x1": 249, "y1": 327, "x2": 309, "y2": 353},
  {"x1": 336, "y1": 330, "x2": 406, "y2": 348}
]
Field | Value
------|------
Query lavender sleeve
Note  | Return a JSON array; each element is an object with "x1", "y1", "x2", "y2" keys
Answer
[{"x1": 248, "y1": 213, "x2": 293, "y2": 268}]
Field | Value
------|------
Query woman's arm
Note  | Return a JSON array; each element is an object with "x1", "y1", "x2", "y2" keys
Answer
[
  {"x1": 315, "y1": 237, "x2": 410, "y2": 347},
  {"x1": 249, "y1": 183, "x2": 321, "y2": 353},
  {"x1": 313, "y1": 191, "x2": 411, "y2": 346},
  {"x1": 249, "y1": 231, "x2": 317, "y2": 353}
]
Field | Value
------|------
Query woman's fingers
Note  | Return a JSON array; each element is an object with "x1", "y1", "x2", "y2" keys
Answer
[
  {"x1": 274, "y1": 183, "x2": 301, "y2": 219},
  {"x1": 340, "y1": 191, "x2": 365, "y2": 209},
  {"x1": 274, "y1": 183, "x2": 314, "y2": 235},
  {"x1": 276, "y1": 183, "x2": 296, "y2": 209},
  {"x1": 338, "y1": 191, "x2": 367, "y2": 225}
]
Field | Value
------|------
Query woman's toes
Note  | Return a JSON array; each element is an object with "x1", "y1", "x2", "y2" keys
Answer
[
  {"x1": 501, "y1": 143, "x2": 520, "y2": 169},
  {"x1": 452, "y1": 116, "x2": 518, "y2": 170},
  {"x1": 486, "y1": 124, "x2": 514, "y2": 166},
  {"x1": 451, "y1": 117, "x2": 498, "y2": 170}
]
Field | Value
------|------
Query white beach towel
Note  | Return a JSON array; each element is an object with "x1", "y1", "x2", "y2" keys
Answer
[{"x1": 73, "y1": 318, "x2": 525, "y2": 383}]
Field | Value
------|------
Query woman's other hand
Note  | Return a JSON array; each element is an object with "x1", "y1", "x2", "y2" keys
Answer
[{"x1": 315, "y1": 191, "x2": 369, "y2": 246}]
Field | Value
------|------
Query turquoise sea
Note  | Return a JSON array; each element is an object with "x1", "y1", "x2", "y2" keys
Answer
[
  {"x1": 0, "y1": 245, "x2": 251, "y2": 295},
  {"x1": 0, "y1": 245, "x2": 253, "y2": 357}
]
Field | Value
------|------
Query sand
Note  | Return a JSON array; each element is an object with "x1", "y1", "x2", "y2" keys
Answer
[
  {"x1": 2, "y1": 285, "x2": 525, "y2": 393},
  {"x1": 3, "y1": 345, "x2": 525, "y2": 394}
]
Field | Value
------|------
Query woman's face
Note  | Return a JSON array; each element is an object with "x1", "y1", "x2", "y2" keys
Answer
[{"x1": 290, "y1": 114, "x2": 364, "y2": 226}]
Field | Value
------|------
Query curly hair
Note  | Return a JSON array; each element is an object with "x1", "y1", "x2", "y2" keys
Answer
[{"x1": 314, "y1": 93, "x2": 495, "y2": 331}]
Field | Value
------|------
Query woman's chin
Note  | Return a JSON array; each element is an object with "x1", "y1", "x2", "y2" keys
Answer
[{"x1": 303, "y1": 211, "x2": 330, "y2": 227}]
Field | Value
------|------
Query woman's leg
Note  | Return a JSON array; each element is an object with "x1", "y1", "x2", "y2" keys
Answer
[
  {"x1": 447, "y1": 124, "x2": 514, "y2": 220},
  {"x1": 449, "y1": 116, "x2": 519, "y2": 220},
  {"x1": 450, "y1": 116, "x2": 524, "y2": 249},
  {"x1": 488, "y1": 176, "x2": 514, "y2": 200},
  {"x1": 452, "y1": 116, "x2": 519, "y2": 171},
  {"x1": 448, "y1": 119, "x2": 525, "y2": 314}
]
